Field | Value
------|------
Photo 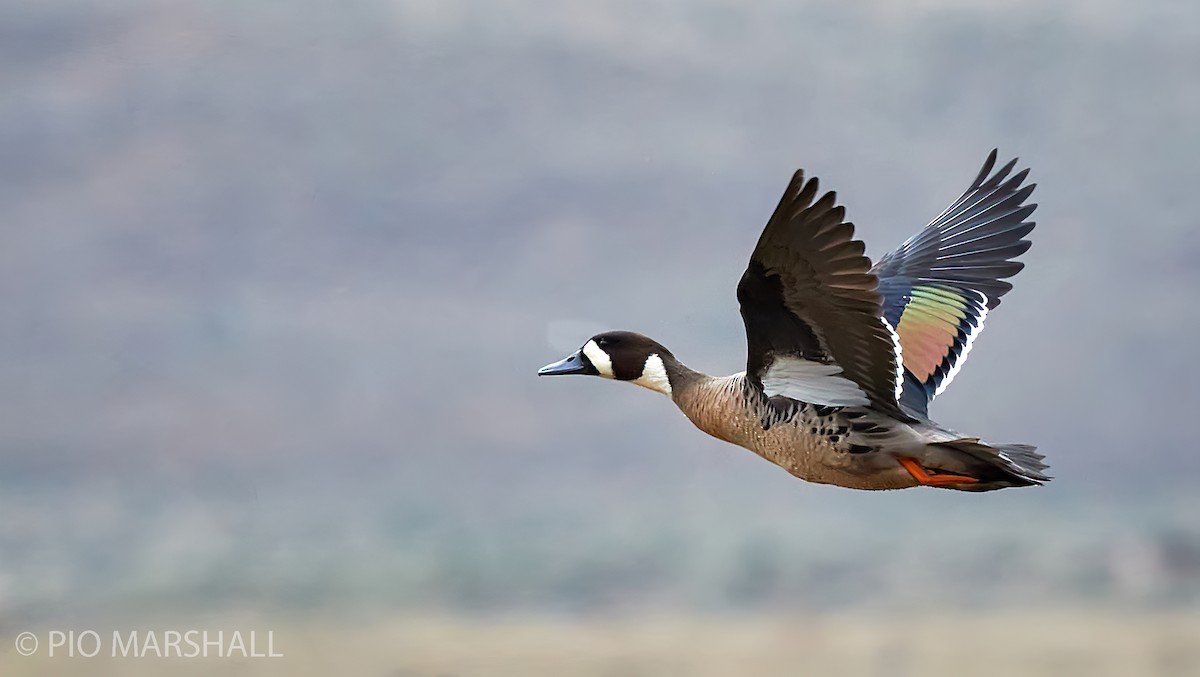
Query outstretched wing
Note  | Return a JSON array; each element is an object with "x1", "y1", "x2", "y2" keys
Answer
[
  {"x1": 738, "y1": 170, "x2": 906, "y2": 418},
  {"x1": 872, "y1": 150, "x2": 1037, "y2": 417}
]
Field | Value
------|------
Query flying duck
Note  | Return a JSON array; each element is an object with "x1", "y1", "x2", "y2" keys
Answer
[{"x1": 539, "y1": 151, "x2": 1049, "y2": 491}]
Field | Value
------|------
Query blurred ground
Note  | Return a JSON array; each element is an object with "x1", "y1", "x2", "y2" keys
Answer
[{"x1": 5, "y1": 613, "x2": 1200, "y2": 677}]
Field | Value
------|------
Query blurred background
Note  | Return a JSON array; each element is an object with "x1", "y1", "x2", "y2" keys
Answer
[{"x1": 2, "y1": 0, "x2": 1199, "y2": 675}]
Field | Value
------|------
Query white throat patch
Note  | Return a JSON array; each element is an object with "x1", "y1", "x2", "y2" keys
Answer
[
  {"x1": 633, "y1": 353, "x2": 672, "y2": 395},
  {"x1": 582, "y1": 340, "x2": 614, "y2": 378}
]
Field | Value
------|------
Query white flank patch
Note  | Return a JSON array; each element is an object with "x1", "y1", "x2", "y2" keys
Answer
[
  {"x1": 582, "y1": 339, "x2": 614, "y2": 378},
  {"x1": 880, "y1": 316, "x2": 905, "y2": 401},
  {"x1": 761, "y1": 357, "x2": 869, "y2": 406},
  {"x1": 934, "y1": 295, "x2": 989, "y2": 397},
  {"x1": 633, "y1": 353, "x2": 672, "y2": 395}
]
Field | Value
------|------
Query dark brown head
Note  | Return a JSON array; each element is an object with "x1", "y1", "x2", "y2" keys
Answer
[{"x1": 538, "y1": 331, "x2": 676, "y2": 395}]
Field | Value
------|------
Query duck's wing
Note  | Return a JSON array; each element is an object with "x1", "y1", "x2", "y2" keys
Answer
[
  {"x1": 738, "y1": 170, "x2": 906, "y2": 418},
  {"x1": 871, "y1": 150, "x2": 1036, "y2": 417}
]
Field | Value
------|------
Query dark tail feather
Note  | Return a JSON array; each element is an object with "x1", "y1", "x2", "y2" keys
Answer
[{"x1": 932, "y1": 439, "x2": 1051, "y2": 492}]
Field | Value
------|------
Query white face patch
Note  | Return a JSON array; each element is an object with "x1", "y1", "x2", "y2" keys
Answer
[
  {"x1": 632, "y1": 353, "x2": 672, "y2": 396},
  {"x1": 581, "y1": 339, "x2": 614, "y2": 378}
]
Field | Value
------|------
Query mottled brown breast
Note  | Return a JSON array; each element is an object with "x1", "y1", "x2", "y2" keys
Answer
[{"x1": 671, "y1": 374, "x2": 918, "y2": 490}]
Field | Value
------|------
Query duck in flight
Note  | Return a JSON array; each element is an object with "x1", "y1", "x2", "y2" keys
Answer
[{"x1": 539, "y1": 151, "x2": 1049, "y2": 491}]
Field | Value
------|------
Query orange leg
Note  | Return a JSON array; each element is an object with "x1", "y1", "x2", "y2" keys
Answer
[{"x1": 897, "y1": 456, "x2": 979, "y2": 487}]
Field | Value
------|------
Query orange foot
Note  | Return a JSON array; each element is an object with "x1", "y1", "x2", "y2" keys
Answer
[{"x1": 897, "y1": 456, "x2": 979, "y2": 487}]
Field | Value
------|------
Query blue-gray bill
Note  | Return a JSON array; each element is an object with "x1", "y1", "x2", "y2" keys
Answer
[{"x1": 538, "y1": 350, "x2": 588, "y2": 376}]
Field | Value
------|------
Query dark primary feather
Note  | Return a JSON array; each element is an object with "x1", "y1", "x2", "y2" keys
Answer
[
  {"x1": 872, "y1": 150, "x2": 1037, "y2": 416},
  {"x1": 738, "y1": 170, "x2": 907, "y2": 419}
]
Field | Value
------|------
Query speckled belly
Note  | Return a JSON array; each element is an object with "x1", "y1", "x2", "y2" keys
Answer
[{"x1": 680, "y1": 394, "x2": 919, "y2": 491}]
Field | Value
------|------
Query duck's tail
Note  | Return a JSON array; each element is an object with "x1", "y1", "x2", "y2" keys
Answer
[{"x1": 924, "y1": 438, "x2": 1051, "y2": 492}]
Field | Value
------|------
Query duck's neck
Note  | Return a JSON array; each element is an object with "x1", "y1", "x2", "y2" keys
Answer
[{"x1": 631, "y1": 352, "x2": 707, "y2": 399}]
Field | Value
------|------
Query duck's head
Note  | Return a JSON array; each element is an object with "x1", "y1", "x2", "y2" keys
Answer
[{"x1": 538, "y1": 330, "x2": 675, "y2": 395}]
